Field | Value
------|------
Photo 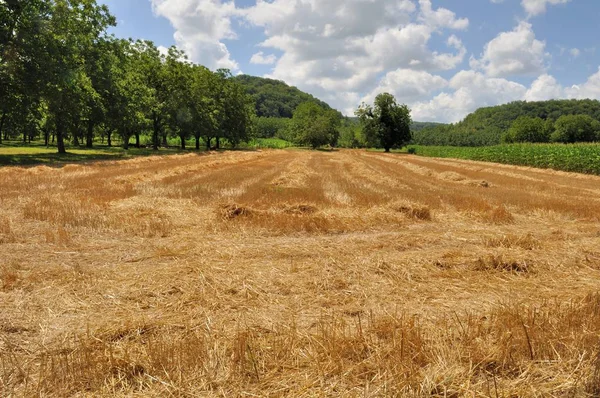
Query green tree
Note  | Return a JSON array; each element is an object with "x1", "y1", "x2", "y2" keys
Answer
[
  {"x1": 289, "y1": 102, "x2": 340, "y2": 149},
  {"x1": 221, "y1": 77, "x2": 256, "y2": 148},
  {"x1": 128, "y1": 40, "x2": 168, "y2": 150},
  {"x1": 356, "y1": 93, "x2": 412, "y2": 152},
  {"x1": 189, "y1": 65, "x2": 220, "y2": 150},
  {"x1": 164, "y1": 47, "x2": 194, "y2": 149},
  {"x1": 503, "y1": 116, "x2": 550, "y2": 143},
  {"x1": 41, "y1": 0, "x2": 115, "y2": 153},
  {"x1": 0, "y1": 0, "x2": 50, "y2": 144},
  {"x1": 551, "y1": 114, "x2": 600, "y2": 143}
]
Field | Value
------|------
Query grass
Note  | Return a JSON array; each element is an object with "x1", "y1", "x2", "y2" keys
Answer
[
  {"x1": 408, "y1": 143, "x2": 600, "y2": 175},
  {"x1": 1, "y1": 150, "x2": 600, "y2": 396},
  {"x1": 246, "y1": 137, "x2": 295, "y2": 149}
]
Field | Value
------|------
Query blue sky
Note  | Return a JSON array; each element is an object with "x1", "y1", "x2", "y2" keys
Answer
[{"x1": 99, "y1": 0, "x2": 600, "y2": 122}]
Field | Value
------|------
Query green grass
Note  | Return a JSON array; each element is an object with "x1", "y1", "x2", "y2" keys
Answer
[
  {"x1": 246, "y1": 138, "x2": 295, "y2": 149},
  {"x1": 408, "y1": 143, "x2": 600, "y2": 175}
]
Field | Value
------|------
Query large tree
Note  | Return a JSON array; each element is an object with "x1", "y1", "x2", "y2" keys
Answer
[
  {"x1": 356, "y1": 93, "x2": 412, "y2": 152},
  {"x1": 289, "y1": 102, "x2": 340, "y2": 149},
  {"x1": 503, "y1": 116, "x2": 552, "y2": 143},
  {"x1": 41, "y1": 0, "x2": 115, "y2": 153},
  {"x1": 551, "y1": 114, "x2": 600, "y2": 143}
]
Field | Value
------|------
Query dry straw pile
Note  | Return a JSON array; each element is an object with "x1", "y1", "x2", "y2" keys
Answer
[{"x1": 1, "y1": 149, "x2": 600, "y2": 396}]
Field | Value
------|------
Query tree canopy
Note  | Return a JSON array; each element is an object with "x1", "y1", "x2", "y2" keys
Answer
[
  {"x1": 288, "y1": 102, "x2": 341, "y2": 149},
  {"x1": 0, "y1": 0, "x2": 256, "y2": 152},
  {"x1": 356, "y1": 93, "x2": 412, "y2": 152}
]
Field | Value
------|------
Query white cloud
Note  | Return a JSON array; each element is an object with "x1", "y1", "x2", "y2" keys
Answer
[
  {"x1": 150, "y1": 0, "x2": 240, "y2": 70},
  {"x1": 241, "y1": 0, "x2": 469, "y2": 113},
  {"x1": 566, "y1": 67, "x2": 600, "y2": 100},
  {"x1": 524, "y1": 74, "x2": 563, "y2": 101},
  {"x1": 411, "y1": 70, "x2": 527, "y2": 122},
  {"x1": 361, "y1": 69, "x2": 448, "y2": 106},
  {"x1": 418, "y1": 0, "x2": 469, "y2": 30},
  {"x1": 250, "y1": 51, "x2": 277, "y2": 65},
  {"x1": 471, "y1": 21, "x2": 547, "y2": 77},
  {"x1": 521, "y1": 0, "x2": 571, "y2": 16}
]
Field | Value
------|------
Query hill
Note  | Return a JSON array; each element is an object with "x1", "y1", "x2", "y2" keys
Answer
[
  {"x1": 413, "y1": 99, "x2": 600, "y2": 146},
  {"x1": 234, "y1": 75, "x2": 332, "y2": 118}
]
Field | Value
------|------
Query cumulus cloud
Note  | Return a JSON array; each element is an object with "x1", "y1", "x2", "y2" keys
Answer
[
  {"x1": 412, "y1": 70, "x2": 527, "y2": 122},
  {"x1": 566, "y1": 67, "x2": 600, "y2": 99},
  {"x1": 361, "y1": 69, "x2": 448, "y2": 106},
  {"x1": 250, "y1": 51, "x2": 277, "y2": 65},
  {"x1": 524, "y1": 74, "x2": 563, "y2": 101},
  {"x1": 471, "y1": 21, "x2": 547, "y2": 77},
  {"x1": 418, "y1": 0, "x2": 469, "y2": 30},
  {"x1": 521, "y1": 0, "x2": 571, "y2": 16},
  {"x1": 150, "y1": 0, "x2": 239, "y2": 70},
  {"x1": 241, "y1": 0, "x2": 469, "y2": 113}
]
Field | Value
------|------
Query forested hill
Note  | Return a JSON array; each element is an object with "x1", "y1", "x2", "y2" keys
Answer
[
  {"x1": 234, "y1": 75, "x2": 332, "y2": 118},
  {"x1": 413, "y1": 99, "x2": 600, "y2": 146},
  {"x1": 411, "y1": 122, "x2": 447, "y2": 132}
]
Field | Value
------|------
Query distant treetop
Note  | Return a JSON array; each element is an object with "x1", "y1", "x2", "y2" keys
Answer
[{"x1": 233, "y1": 75, "x2": 332, "y2": 118}]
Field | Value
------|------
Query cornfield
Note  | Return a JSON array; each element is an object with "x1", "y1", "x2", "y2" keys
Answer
[{"x1": 409, "y1": 143, "x2": 600, "y2": 175}]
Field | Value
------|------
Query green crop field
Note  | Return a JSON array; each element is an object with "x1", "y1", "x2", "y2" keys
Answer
[{"x1": 408, "y1": 143, "x2": 600, "y2": 175}]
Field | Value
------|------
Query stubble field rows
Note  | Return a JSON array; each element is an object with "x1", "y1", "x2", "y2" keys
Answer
[{"x1": 1, "y1": 149, "x2": 600, "y2": 396}]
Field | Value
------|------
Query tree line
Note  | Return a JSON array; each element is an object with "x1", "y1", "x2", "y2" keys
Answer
[
  {"x1": 1, "y1": 1, "x2": 415, "y2": 154},
  {"x1": 0, "y1": 0, "x2": 254, "y2": 153},
  {"x1": 413, "y1": 99, "x2": 600, "y2": 147}
]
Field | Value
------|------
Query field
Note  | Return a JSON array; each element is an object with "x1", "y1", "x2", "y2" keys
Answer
[
  {"x1": 1, "y1": 149, "x2": 600, "y2": 396},
  {"x1": 409, "y1": 143, "x2": 600, "y2": 175}
]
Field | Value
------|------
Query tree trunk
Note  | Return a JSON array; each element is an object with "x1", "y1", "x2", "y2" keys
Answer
[
  {"x1": 44, "y1": 130, "x2": 49, "y2": 147},
  {"x1": 384, "y1": 147, "x2": 390, "y2": 153},
  {"x1": 180, "y1": 134, "x2": 186, "y2": 150},
  {"x1": 86, "y1": 120, "x2": 94, "y2": 148},
  {"x1": 56, "y1": 119, "x2": 66, "y2": 154},
  {"x1": 107, "y1": 129, "x2": 112, "y2": 147},
  {"x1": 195, "y1": 135, "x2": 200, "y2": 150},
  {"x1": 206, "y1": 137, "x2": 211, "y2": 150},
  {"x1": 152, "y1": 111, "x2": 160, "y2": 151},
  {"x1": 162, "y1": 132, "x2": 168, "y2": 147},
  {"x1": 135, "y1": 132, "x2": 140, "y2": 148},
  {"x1": 216, "y1": 136, "x2": 220, "y2": 150},
  {"x1": 123, "y1": 135, "x2": 129, "y2": 150},
  {"x1": 73, "y1": 131, "x2": 80, "y2": 147},
  {"x1": 0, "y1": 110, "x2": 6, "y2": 144},
  {"x1": 23, "y1": 129, "x2": 27, "y2": 143}
]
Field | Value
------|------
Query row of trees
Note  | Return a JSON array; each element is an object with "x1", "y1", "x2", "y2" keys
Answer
[
  {"x1": 0, "y1": 0, "x2": 254, "y2": 153},
  {"x1": 503, "y1": 114, "x2": 600, "y2": 144}
]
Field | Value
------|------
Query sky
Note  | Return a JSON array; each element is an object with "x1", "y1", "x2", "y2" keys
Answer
[{"x1": 99, "y1": 0, "x2": 600, "y2": 123}]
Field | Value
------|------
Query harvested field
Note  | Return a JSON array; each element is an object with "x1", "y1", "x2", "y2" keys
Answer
[{"x1": 1, "y1": 149, "x2": 600, "y2": 397}]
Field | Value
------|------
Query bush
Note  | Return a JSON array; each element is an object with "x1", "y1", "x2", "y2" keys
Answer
[
  {"x1": 504, "y1": 116, "x2": 551, "y2": 143},
  {"x1": 551, "y1": 115, "x2": 600, "y2": 143}
]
